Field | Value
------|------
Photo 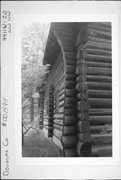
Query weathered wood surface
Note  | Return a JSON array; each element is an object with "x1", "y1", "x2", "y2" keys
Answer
[
  {"x1": 91, "y1": 144, "x2": 112, "y2": 157},
  {"x1": 62, "y1": 135, "x2": 78, "y2": 148},
  {"x1": 64, "y1": 148, "x2": 77, "y2": 157},
  {"x1": 53, "y1": 135, "x2": 63, "y2": 150},
  {"x1": 89, "y1": 115, "x2": 112, "y2": 125}
]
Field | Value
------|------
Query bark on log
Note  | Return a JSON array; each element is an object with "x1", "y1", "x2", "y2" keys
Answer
[
  {"x1": 88, "y1": 90, "x2": 112, "y2": 98},
  {"x1": 91, "y1": 144, "x2": 112, "y2": 157},
  {"x1": 65, "y1": 73, "x2": 76, "y2": 81},
  {"x1": 77, "y1": 133, "x2": 91, "y2": 142},
  {"x1": 77, "y1": 92, "x2": 88, "y2": 100},
  {"x1": 89, "y1": 115, "x2": 112, "y2": 125},
  {"x1": 64, "y1": 148, "x2": 78, "y2": 157},
  {"x1": 63, "y1": 126, "x2": 77, "y2": 135},
  {"x1": 87, "y1": 82, "x2": 112, "y2": 90},
  {"x1": 77, "y1": 101, "x2": 90, "y2": 112},
  {"x1": 62, "y1": 135, "x2": 78, "y2": 148},
  {"x1": 64, "y1": 108, "x2": 77, "y2": 115},
  {"x1": 86, "y1": 54, "x2": 111, "y2": 63},
  {"x1": 86, "y1": 75, "x2": 112, "y2": 83},
  {"x1": 88, "y1": 29, "x2": 111, "y2": 39},
  {"x1": 65, "y1": 81, "x2": 76, "y2": 89},
  {"x1": 77, "y1": 121, "x2": 90, "y2": 133},
  {"x1": 64, "y1": 115, "x2": 78, "y2": 125},
  {"x1": 65, "y1": 59, "x2": 77, "y2": 65},
  {"x1": 88, "y1": 23, "x2": 111, "y2": 32},
  {"x1": 90, "y1": 125, "x2": 111, "y2": 134},
  {"x1": 91, "y1": 133, "x2": 112, "y2": 145},
  {"x1": 65, "y1": 65, "x2": 76, "y2": 74},
  {"x1": 85, "y1": 61, "x2": 111, "y2": 68},
  {"x1": 89, "y1": 108, "x2": 112, "y2": 116},
  {"x1": 65, "y1": 89, "x2": 77, "y2": 97},
  {"x1": 87, "y1": 41, "x2": 111, "y2": 51},
  {"x1": 77, "y1": 112, "x2": 89, "y2": 120},
  {"x1": 89, "y1": 98, "x2": 112, "y2": 108},
  {"x1": 76, "y1": 141, "x2": 92, "y2": 157},
  {"x1": 88, "y1": 36, "x2": 111, "y2": 45},
  {"x1": 86, "y1": 67, "x2": 111, "y2": 76}
]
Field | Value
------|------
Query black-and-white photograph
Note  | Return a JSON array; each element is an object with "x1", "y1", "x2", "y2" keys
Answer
[{"x1": 21, "y1": 22, "x2": 112, "y2": 157}]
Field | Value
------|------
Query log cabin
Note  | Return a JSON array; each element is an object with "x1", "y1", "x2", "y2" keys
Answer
[{"x1": 39, "y1": 22, "x2": 112, "y2": 157}]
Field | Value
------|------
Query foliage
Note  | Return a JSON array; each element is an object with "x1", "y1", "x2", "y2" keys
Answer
[{"x1": 21, "y1": 22, "x2": 50, "y2": 103}]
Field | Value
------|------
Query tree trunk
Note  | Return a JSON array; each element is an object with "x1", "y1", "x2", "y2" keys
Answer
[{"x1": 30, "y1": 96, "x2": 34, "y2": 122}]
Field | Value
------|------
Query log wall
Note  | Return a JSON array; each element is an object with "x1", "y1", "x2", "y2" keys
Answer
[
  {"x1": 76, "y1": 22, "x2": 112, "y2": 157},
  {"x1": 54, "y1": 24, "x2": 78, "y2": 156}
]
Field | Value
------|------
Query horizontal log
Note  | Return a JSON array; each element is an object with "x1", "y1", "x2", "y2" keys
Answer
[
  {"x1": 88, "y1": 22, "x2": 111, "y2": 30},
  {"x1": 80, "y1": 60, "x2": 111, "y2": 68},
  {"x1": 76, "y1": 65, "x2": 86, "y2": 75},
  {"x1": 64, "y1": 52, "x2": 76, "y2": 59},
  {"x1": 64, "y1": 108, "x2": 77, "y2": 115},
  {"x1": 77, "y1": 92, "x2": 88, "y2": 100},
  {"x1": 88, "y1": 28, "x2": 111, "y2": 39},
  {"x1": 91, "y1": 144, "x2": 112, "y2": 157},
  {"x1": 65, "y1": 97, "x2": 77, "y2": 105},
  {"x1": 89, "y1": 108, "x2": 112, "y2": 116},
  {"x1": 65, "y1": 65, "x2": 76, "y2": 74},
  {"x1": 90, "y1": 124, "x2": 112, "y2": 134},
  {"x1": 59, "y1": 93, "x2": 65, "y2": 102},
  {"x1": 87, "y1": 41, "x2": 111, "y2": 51},
  {"x1": 76, "y1": 82, "x2": 87, "y2": 92},
  {"x1": 86, "y1": 75, "x2": 112, "y2": 83},
  {"x1": 77, "y1": 112, "x2": 89, "y2": 121},
  {"x1": 64, "y1": 148, "x2": 78, "y2": 157},
  {"x1": 64, "y1": 115, "x2": 78, "y2": 125},
  {"x1": 77, "y1": 133, "x2": 91, "y2": 143},
  {"x1": 88, "y1": 35, "x2": 111, "y2": 45},
  {"x1": 59, "y1": 107, "x2": 64, "y2": 113},
  {"x1": 91, "y1": 133, "x2": 112, "y2": 145},
  {"x1": 54, "y1": 118, "x2": 63, "y2": 124},
  {"x1": 76, "y1": 74, "x2": 112, "y2": 84},
  {"x1": 89, "y1": 98, "x2": 112, "y2": 108},
  {"x1": 63, "y1": 45, "x2": 76, "y2": 52},
  {"x1": 59, "y1": 88, "x2": 65, "y2": 97},
  {"x1": 54, "y1": 123, "x2": 63, "y2": 130},
  {"x1": 76, "y1": 141, "x2": 92, "y2": 157},
  {"x1": 63, "y1": 126, "x2": 77, "y2": 135},
  {"x1": 52, "y1": 135, "x2": 63, "y2": 150},
  {"x1": 87, "y1": 67, "x2": 111, "y2": 76},
  {"x1": 86, "y1": 54, "x2": 111, "y2": 63},
  {"x1": 62, "y1": 135, "x2": 78, "y2": 148},
  {"x1": 59, "y1": 100, "x2": 64, "y2": 107},
  {"x1": 88, "y1": 90, "x2": 112, "y2": 98},
  {"x1": 89, "y1": 115, "x2": 112, "y2": 125},
  {"x1": 77, "y1": 120, "x2": 90, "y2": 133},
  {"x1": 87, "y1": 82, "x2": 112, "y2": 90},
  {"x1": 65, "y1": 89, "x2": 77, "y2": 97},
  {"x1": 65, "y1": 59, "x2": 77, "y2": 66},
  {"x1": 65, "y1": 73, "x2": 76, "y2": 81},
  {"x1": 65, "y1": 81, "x2": 76, "y2": 89},
  {"x1": 77, "y1": 101, "x2": 90, "y2": 112},
  {"x1": 53, "y1": 114, "x2": 64, "y2": 119},
  {"x1": 53, "y1": 129, "x2": 62, "y2": 140},
  {"x1": 59, "y1": 81, "x2": 65, "y2": 91}
]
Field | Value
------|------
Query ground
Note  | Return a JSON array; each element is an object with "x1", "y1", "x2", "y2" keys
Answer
[{"x1": 22, "y1": 128, "x2": 61, "y2": 157}]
